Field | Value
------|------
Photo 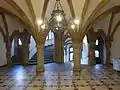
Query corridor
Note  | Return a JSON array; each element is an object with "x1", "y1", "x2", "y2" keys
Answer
[{"x1": 0, "y1": 63, "x2": 120, "y2": 90}]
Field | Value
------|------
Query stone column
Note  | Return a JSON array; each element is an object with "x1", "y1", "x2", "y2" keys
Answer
[
  {"x1": 54, "y1": 31, "x2": 64, "y2": 63},
  {"x1": 88, "y1": 41, "x2": 96, "y2": 65},
  {"x1": 22, "y1": 38, "x2": 29, "y2": 65},
  {"x1": 106, "y1": 41, "x2": 111, "y2": 65},
  {"x1": 73, "y1": 42, "x2": 82, "y2": 71},
  {"x1": 36, "y1": 43, "x2": 44, "y2": 72},
  {"x1": 6, "y1": 38, "x2": 12, "y2": 66}
]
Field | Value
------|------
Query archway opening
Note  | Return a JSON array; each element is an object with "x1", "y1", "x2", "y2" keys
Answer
[
  {"x1": 44, "y1": 31, "x2": 54, "y2": 64},
  {"x1": 29, "y1": 35, "x2": 37, "y2": 64},
  {"x1": 95, "y1": 36, "x2": 106, "y2": 64},
  {"x1": 81, "y1": 35, "x2": 88, "y2": 65},
  {"x1": 11, "y1": 34, "x2": 23, "y2": 64},
  {"x1": 64, "y1": 35, "x2": 73, "y2": 63}
]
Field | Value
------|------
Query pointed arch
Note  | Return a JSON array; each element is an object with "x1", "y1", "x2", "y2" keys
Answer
[
  {"x1": 0, "y1": 26, "x2": 6, "y2": 42},
  {"x1": 5, "y1": 0, "x2": 36, "y2": 38},
  {"x1": 10, "y1": 30, "x2": 19, "y2": 43},
  {"x1": 82, "y1": 6, "x2": 120, "y2": 40}
]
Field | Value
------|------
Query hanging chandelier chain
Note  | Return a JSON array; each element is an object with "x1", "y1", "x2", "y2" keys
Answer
[{"x1": 53, "y1": 0, "x2": 64, "y2": 11}]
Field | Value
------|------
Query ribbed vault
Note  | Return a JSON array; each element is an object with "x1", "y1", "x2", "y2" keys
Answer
[{"x1": 0, "y1": 0, "x2": 110, "y2": 41}]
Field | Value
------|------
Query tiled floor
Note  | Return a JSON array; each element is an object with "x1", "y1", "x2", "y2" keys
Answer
[{"x1": 0, "y1": 63, "x2": 120, "y2": 90}]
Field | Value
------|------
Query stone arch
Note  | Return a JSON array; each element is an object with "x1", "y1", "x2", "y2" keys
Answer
[
  {"x1": 0, "y1": 7, "x2": 35, "y2": 38},
  {"x1": 82, "y1": 6, "x2": 120, "y2": 41},
  {"x1": 95, "y1": 29, "x2": 108, "y2": 43},
  {"x1": 5, "y1": 1, "x2": 36, "y2": 37},
  {"x1": 0, "y1": 26, "x2": 6, "y2": 42},
  {"x1": 111, "y1": 20, "x2": 120, "y2": 40},
  {"x1": 10, "y1": 30, "x2": 19, "y2": 43},
  {"x1": 95, "y1": 29, "x2": 108, "y2": 64}
]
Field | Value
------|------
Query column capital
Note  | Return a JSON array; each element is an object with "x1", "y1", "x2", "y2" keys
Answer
[
  {"x1": 106, "y1": 41, "x2": 111, "y2": 47},
  {"x1": 73, "y1": 42, "x2": 82, "y2": 49},
  {"x1": 88, "y1": 39, "x2": 96, "y2": 44},
  {"x1": 36, "y1": 43, "x2": 44, "y2": 49}
]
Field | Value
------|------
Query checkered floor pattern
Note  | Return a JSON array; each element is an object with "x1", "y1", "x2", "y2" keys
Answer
[{"x1": 0, "y1": 63, "x2": 120, "y2": 90}]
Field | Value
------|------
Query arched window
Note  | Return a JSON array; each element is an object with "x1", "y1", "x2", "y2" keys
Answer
[
  {"x1": 46, "y1": 36, "x2": 49, "y2": 40},
  {"x1": 82, "y1": 35, "x2": 88, "y2": 64},
  {"x1": 96, "y1": 39, "x2": 98, "y2": 45},
  {"x1": 69, "y1": 47, "x2": 73, "y2": 61},
  {"x1": 18, "y1": 39, "x2": 22, "y2": 45},
  {"x1": 95, "y1": 50, "x2": 99, "y2": 57},
  {"x1": 83, "y1": 35, "x2": 88, "y2": 45}
]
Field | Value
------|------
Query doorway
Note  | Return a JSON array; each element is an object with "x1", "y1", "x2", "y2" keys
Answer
[{"x1": 95, "y1": 36, "x2": 105, "y2": 64}]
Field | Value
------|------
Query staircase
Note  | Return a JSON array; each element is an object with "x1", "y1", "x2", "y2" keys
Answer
[
  {"x1": 44, "y1": 45, "x2": 54, "y2": 63},
  {"x1": 29, "y1": 44, "x2": 54, "y2": 64}
]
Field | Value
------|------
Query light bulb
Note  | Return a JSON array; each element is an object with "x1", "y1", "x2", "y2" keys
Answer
[
  {"x1": 56, "y1": 15, "x2": 62, "y2": 22},
  {"x1": 74, "y1": 19, "x2": 80, "y2": 25},
  {"x1": 56, "y1": 27, "x2": 58, "y2": 30},
  {"x1": 71, "y1": 24, "x2": 75, "y2": 29},
  {"x1": 37, "y1": 19, "x2": 43, "y2": 25},
  {"x1": 41, "y1": 24, "x2": 46, "y2": 29}
]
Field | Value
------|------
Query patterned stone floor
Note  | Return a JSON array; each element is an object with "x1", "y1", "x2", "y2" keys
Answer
[{"x1": 0, "y1": 63, "x2": 120, "y2": 90}]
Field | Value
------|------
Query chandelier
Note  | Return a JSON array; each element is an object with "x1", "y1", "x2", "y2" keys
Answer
[
  {"x1": 48, "y1": 0, "x2": 68, "y2": 31},
  {"x1": 37, "y1": 0, "x2": 80, "y2": 32}
]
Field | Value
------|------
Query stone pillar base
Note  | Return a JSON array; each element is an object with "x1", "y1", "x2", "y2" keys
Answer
[
  {"x1": 105, "y1": 62, "x2": 111, "y2": 66},
  {"x1": 7, "y1": 59, "x2": 12, "y2": 67},
  {"x1": 36, "y1": 67, "x2": 44, "y2": 72},
  {"x1": 73, "y1": 68, "x2": 81, "y2": 72},
  {"x1": 7, "y1": 63, "x2": 12, "y2": 67},
  {"x1": 54, "y1": 60, "x2": 64, "y2": 63},
  {"x1": 22, "y1": 63, "x2": 28, "y2": 66}
]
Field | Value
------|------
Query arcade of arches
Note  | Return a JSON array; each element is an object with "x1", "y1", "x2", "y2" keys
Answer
[{"x1": 0, "y1": 0, "x2": 120, "y2": 90}]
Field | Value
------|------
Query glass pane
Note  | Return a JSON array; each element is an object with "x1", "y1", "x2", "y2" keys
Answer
[
  {"x1": 18, "y1": 39, "x2": 22, "y2": 45},
  {"x1": 95, "y1": 50, "x2": 99, "y2": 57},
  {"x1": 51, "y1": 32, "x2": 54, "y2": 39},
  {"x1": 70, "y1": 52, "x2": 73, "y2": 61},
  {"x1": 70, "y1": 47, "x2": 73, "y2": 52},
  {"x1": 96, "y1": 40, "x2": 98, "y2": 45},
  {"x1": 83, "y1": 35, "x2": 88, "y2": 44}
]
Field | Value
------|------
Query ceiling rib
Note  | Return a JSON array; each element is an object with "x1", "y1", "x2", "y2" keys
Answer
[
  {"x1": 1, "y1": 13, "x2": 9, "y2": 35},
  {"x1": 0, "y1": 7, "x2": 27, "y2": 26},
  {"x1": 81, "y1": 0, "x2": 109, "y2": 40},
  {"x1": 26, "y1": 0, "x2": 36, "y2": 23},
  {"x1": 42, "y1": 0, "x2": 50, "y2": 19},
  {"x1": 67, "y1": 0, "x2": 75, "y2": 18},
  {"x1": 81, "y1": 0, "x2": 90, "y2": 25},
  {"x1": 5, "y1": 0, "x2": 36, "y2": 37}
]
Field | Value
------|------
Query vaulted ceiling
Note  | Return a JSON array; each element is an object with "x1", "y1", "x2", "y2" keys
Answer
[{"x1": 0, "y1": 0, "x2": 109, "y2": 38}]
